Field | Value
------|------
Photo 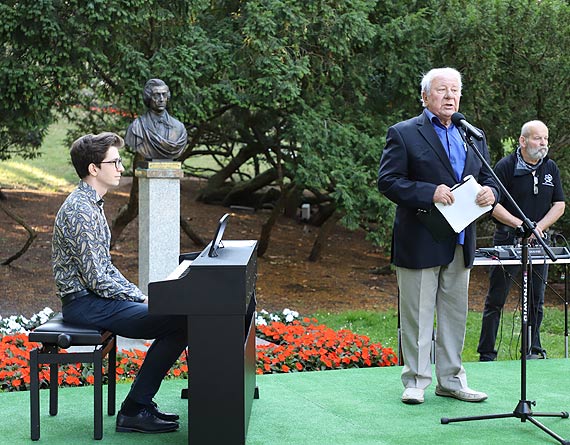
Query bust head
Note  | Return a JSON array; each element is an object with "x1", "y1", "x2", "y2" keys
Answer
[
  {"x1": 142, "y1": 78, "x2": 171, "y2": 112},
  {"x1": 126, "y1": 78, "x2": 187, "y2": 160}
]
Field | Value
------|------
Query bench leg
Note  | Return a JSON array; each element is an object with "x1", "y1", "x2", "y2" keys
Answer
[
  {"x1": 108, "y1": 337, "x2": 117, "y2": 416},
  {"x1": 94, "y1": 349, "x2": 103, "y2": 440},
  {"x1": 49, "y1": 361, "x2": 59, "y2": 416},
  {"x1": 30, "y1": 349, "x2": 40, "y2": 441}
]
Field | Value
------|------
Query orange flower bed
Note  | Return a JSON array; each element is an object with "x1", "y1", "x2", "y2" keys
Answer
[
  {"x1": 0, "y1": 315, "x2": 397, "y2": 391},
  {"x1": 256, "y1": 317, "x2": 398, "y2": 374},
  {"x1": 0, "y1": 334, "x2": 187, "y2": 392}
]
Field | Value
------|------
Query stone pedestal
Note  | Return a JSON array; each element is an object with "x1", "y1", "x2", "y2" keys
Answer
[{"x1": 135, "y1": 161, "x2": 184, "y2": 294}]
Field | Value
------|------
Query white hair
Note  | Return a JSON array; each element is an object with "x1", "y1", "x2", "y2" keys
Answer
[
  {"x1": 521, "y1": 120, "x2": 548, "y2": 138},
  {"x1": 420, "y1": 67, "x2": 462, "y2": 107}
]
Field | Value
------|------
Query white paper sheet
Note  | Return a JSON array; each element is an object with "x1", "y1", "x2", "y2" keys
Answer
[{"x1": 434, "y1": 175, "x2": 492, "y2": 233}]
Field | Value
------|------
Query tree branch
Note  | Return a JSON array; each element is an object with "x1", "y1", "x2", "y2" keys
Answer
[{"x1": 0, "y1": 200, "x2": 37, "y2": 265}]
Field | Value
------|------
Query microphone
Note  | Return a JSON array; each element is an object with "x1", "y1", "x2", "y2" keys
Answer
[{"x1": 451, "y1": 112, "x2": 484, "y2": 141}]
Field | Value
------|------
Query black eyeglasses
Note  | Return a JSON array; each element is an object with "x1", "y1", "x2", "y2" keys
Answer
[
  {"x1": 533, "y1": 174, "x2": 538, "y2": 195},
  {"x1": 99, "y1": 158, "x2": 123, "y2": 169}
]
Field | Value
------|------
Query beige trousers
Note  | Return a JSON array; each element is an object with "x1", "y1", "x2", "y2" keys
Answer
[{"x1": 396, "y1": 245, "x2": 470, "y2": 391}]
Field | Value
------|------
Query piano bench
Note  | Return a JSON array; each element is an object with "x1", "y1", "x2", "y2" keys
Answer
[{"x1": 28, "y1": 313, "x2": 117, "y2": 441}]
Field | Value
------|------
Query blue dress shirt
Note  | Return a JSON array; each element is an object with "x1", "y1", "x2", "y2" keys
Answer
[{"x1": 424, "y1": 109, "x2": 466, "y2": 244}]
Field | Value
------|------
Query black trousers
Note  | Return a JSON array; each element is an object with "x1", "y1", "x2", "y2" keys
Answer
[
  {"x1": 478, "y1": 226, "x2": 549, "y2": 360},
  {"x1": 62, "y1": 292, "x2": 187, "y2": 405},
  {"x1": 477, "y1": 260, "x2": 547, "y2": 360}
]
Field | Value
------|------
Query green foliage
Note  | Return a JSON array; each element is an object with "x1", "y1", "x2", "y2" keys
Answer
[
  {"x1": 2, "y1": 0, "x2": 570, "y2": 248},
  {"x1": 427, "y1": 0, "x2": 570, "y2": 237},
  {"x1": 430, "y1": 0, "x2": 570, "y2": 161},
  {"x1": 288, "y1": 106, "x2": 395, "y2": 246}
]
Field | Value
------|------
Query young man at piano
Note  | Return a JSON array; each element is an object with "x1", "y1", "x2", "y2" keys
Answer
[
  {"x1": 478, "y1": 120, "x2": 565, "y2": 361},
  {"x1": 52, "y1": 132, "x2": 187, "y2": 433}
]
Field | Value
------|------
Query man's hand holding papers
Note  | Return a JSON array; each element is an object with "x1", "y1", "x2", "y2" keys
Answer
[{"x1": 434, "y1": 175, "x2": 493, "y2": 233}]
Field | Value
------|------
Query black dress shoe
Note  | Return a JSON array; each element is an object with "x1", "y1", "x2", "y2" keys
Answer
[
  {"x1": 149, "y1": 400, "x2": 180, "y2": 421},
  {"x1": 116, "y1": 407, "x2": 179, "y2": 433}
]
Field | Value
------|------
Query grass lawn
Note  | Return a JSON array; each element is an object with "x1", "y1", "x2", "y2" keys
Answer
[
  {"x1": 313, "y1": 307, "x2": 567, "y2": 362},
  {"x1": 0, "y1": 121, "x2": 77, "y2": 192}
]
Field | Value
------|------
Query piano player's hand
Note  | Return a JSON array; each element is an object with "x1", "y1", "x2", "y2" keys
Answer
[{"x1": 141, "y1": 295, "x2": 149, "y2": 304}]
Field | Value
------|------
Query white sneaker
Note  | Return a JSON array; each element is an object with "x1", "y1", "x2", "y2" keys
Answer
[
  {"x1": 435, "y1": 386, "x2": 488, "y2": 402},
  {"x1": 402, "y1": 387, "x2": 424, "y2": 404}
]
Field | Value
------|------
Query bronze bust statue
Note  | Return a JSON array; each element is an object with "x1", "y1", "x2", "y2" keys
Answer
[{"x1": 125, "y1": 79, "x2": 187, "y2": 160}]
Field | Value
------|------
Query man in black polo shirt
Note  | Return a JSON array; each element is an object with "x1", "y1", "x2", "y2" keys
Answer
[{"x1": 478, "y1": 120, "x2": 565, "y2": 361}]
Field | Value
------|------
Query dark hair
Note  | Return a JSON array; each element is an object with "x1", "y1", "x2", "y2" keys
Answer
[
  {"x1": 142, "y1": 78, "x2": 171, "y2": 108},
  {"x1": 70, "y1": 132, "x2": 125, "y2": 179}
]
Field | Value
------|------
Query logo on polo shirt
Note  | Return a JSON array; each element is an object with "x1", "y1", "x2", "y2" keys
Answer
[{"x1": 543, "y1": 173, "x2": 554, "y2": 187}]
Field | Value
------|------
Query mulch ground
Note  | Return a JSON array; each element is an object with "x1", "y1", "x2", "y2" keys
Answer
[{"x1": 1, "y1": 178, "x2": 565, "y2": 317}]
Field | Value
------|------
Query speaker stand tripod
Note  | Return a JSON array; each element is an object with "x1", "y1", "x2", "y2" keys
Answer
[{"x1": 441, "y1": 129, "x2": 569, "y2": 445}]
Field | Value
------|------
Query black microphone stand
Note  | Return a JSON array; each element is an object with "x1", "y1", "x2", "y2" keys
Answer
[{"x1": 440, "y1": 129, "x2": 569, "y2": 445}]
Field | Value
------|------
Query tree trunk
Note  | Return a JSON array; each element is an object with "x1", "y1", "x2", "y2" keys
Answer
[
  {"x1": 283, "y1": 186, "x2": 303, "y2": 218},
  {"x1": 310, "y1": 201, "x2": 336, "y2": 226},
  {"x1": 180, "y1": 217, "x2": 206, "y2": 247},
  {"x1": 308, "y1": 210, "x2": 342, "y2": 262},
  {"x1": 222, "y1": 167, "x2": 278, "y2": 207},
  {"x1": 198, "y1": 142, "x2": 263, "y2": 203},
  {"x1": 257, "y1": 183, "x2": 297, "y2": 257},
  {"x1": 0, "y1": 201, "x2": 37, "y2": 265}
]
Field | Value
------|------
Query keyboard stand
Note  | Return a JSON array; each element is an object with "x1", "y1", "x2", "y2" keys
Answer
[{"x1": 474, "y1": 256, "x2": 570, "y2": 358}]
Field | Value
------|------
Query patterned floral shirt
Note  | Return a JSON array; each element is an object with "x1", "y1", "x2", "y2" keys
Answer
[{"x1": 52, "y1": 180, "x2": 145, "y2": 302}]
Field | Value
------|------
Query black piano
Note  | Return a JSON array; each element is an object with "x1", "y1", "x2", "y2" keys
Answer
[{"x1": 148, "y1": 214, "x2": 258, "y2": 445}]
